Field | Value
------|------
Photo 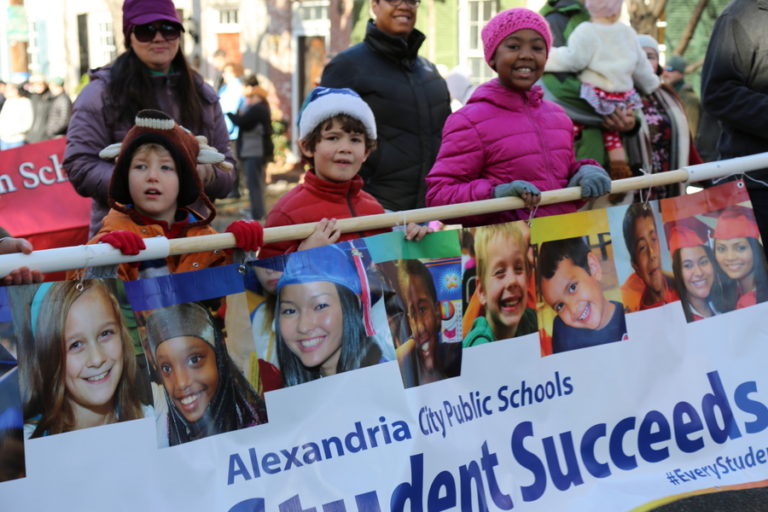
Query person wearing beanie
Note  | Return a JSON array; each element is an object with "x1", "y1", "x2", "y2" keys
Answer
[
  {"x1": 667, "y1": 224, "x2": 729, "y2": 322},
  {"x1": 75, "y1": 109, "x2": 264, "y2": 281},
  {"x1": 260, "y1": 87, "x2": 430, "y2": 258},
  {"x1": 661, "y1": 55, "x2": 701, "y2": 137},
  {"x1": 426, "y1": 8, "x2": 611, "y2": 227},
  {"x1": 274, "y1": 244, "x2": 385, "y2": 386},
  {"x1": 143, "y1": 301, "x2": 270, "y2": 446},
  {"x1": 544, "y1": 0, "x2": 660, "y2": 190},
  {"x1": 619, "y1": 35, "x2": 702, "y2": 203},
  {"x1": 712, "y1": 206, "x2": 768, "y2": 309},
  {"x1": 320, "y1": 0, "x2": 450, "y2": 213},
  {"x1": 64, "y1": 0, "x2": 236, "y2": 238}
]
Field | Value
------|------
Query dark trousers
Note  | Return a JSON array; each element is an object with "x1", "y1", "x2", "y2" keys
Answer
[{"x1": 244, "y1": 156, "x2": 266, "y2": 220}]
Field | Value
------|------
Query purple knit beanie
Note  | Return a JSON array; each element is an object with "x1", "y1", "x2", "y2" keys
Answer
[
  {"x1": 585, "y1": 0, "x2": 624, "y2": 18},
  {"x1": 481, "y1": 8, "x2": 553, "y2": 65},
  {"x1": 122, "y1": 0, "x2": 183, "y2": 43}
]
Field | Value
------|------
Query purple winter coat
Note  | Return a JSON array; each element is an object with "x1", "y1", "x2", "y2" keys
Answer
[
  {"x1": 425, "y1": 79, "x2": 598, "y2": 227},
  {"x1": 64, "y1": 67, "x2": 235, "y2": 236}
]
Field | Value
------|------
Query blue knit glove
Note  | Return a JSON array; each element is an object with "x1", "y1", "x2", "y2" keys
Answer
[
  {"x1": 494, "y1": 180, "x2": 541, "y2": 199},
  {"x1": 568, "y1": 165, "x2": 611, "y2": 198}
]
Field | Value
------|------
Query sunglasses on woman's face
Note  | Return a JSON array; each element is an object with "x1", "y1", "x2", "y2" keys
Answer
[{"x1": 133, "y1": 22, "x2": 181, "y2": 43}]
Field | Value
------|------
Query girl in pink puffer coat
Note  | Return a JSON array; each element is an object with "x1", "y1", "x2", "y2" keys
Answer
[{"x1": 425, "y1": 8, "x2": 611, "y2": 227}]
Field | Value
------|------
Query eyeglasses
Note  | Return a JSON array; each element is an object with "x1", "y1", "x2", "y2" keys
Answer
[
  {"x1": 133, "y1": 22, "x2": 181, "y2": 43},
  {"x1": 382, "y1": 0, "x2": 421, "y2": 7}
]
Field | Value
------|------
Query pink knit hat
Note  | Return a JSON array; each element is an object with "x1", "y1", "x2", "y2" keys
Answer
[
  {"x1": 585, "y1": 0, "x2": 624, "y2": 19},
  {"x1": 481, "y1": 8, "x2": 553, "y2": 65}
]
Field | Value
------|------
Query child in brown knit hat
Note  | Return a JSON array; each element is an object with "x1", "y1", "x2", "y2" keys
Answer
[{"x1": 84, "y1": 109, "x2": 263, "y2": 280}]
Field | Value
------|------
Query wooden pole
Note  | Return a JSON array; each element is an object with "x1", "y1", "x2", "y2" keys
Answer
[{"x1": 3, "y1": 153, "x2": 768, "y2": 276}]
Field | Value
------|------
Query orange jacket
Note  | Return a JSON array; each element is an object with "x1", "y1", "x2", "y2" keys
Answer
[{"x1": 78, "y1": 208, "x2": 230, "y2": 281}]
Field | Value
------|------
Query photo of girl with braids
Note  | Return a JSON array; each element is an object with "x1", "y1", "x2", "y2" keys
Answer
[
  {"x1": 8, "y1": 279, "x2": 150, "y2": 439},
  {"x1": 143, "y1": 302, "x2": 268, "y2": 447},
  {"x1": 275, "y1": 244, "x2": 387, "y2": 387}
]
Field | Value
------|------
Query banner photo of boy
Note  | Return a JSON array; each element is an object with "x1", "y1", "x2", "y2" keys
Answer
[
  {"x1": 0, "y1": 286, "x2": 25, "y2": 482},
  {"x1": 532, "y1": 210, "x2": 628, "y2": 356},
  {"x1": 460, "y1": 221, "x2": 538, "y2": 347},
  {"x1": 5, "y1": 279, "x2": 153, "y2": 441},
  {"x1": 607, "y1": 202, "x2": 680, "y2": 313},
  {"x1": 366, "y1": 230, "x2": 463, "y2": 388},
  {"x1": 125, "y1": 266, "x2": 271, "y2": 447},
  {"x1": 660, "y1": 180, "x2": 768, "y2": 322}
]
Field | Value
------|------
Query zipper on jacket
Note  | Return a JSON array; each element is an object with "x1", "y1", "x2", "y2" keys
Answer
[
  {"x1": 347, "y1": 189, "x2": 358, "y2": 218},
  {"x1": 524, "y1": 93, "x2": 554, "y2": 184}
]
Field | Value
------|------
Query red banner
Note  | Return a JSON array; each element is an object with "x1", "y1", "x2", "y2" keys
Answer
[{"x1": 0, "y1": 138, "x2": 90, "y2": 278}]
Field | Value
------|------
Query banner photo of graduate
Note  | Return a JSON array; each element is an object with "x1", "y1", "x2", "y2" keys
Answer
[
  {"x1": 659, "y1": 180, "x2": 768, "y2": 321},
  {"x1": 244, "y1": 232, "x2": 463, "y2": 389},
  {"x1": 6, "y1": 181, "x2": 768, "y2": 511}
]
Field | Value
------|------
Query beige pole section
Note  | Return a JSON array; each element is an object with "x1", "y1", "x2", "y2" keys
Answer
[
  {"x1": 170, "y1": 169, "x2": 691, "y2": 255},
  {"x1": 3, "y1": 152, "x2": 768, "y2": 275}
]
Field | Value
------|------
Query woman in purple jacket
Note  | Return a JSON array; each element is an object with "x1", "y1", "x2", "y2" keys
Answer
[
  {"x1": 425, "y1": 8, "x2": 611, "y2": 227},
  {"x1": 63, "y1": 0, "x2": 235, "y2": 237}
]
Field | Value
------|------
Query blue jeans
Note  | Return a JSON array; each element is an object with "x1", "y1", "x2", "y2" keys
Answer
[{"x1": 244, "y1": 157, "x2": 266, "y2": 220}]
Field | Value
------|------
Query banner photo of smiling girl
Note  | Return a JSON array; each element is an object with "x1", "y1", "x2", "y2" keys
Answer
[
  {"x1": 659, "y1": 180, "x2": 768, "y2": 322},
  {"x1": 4, "y1": 279, "x2": 153, "y2": 442},
  {"x1": 123, "y1": 265, "x2": 272, "y2": 447}
]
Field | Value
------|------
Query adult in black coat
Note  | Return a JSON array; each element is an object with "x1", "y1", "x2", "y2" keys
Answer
[
  {"x1": 321, "y1": 0, "x2": 450, "y2": 211},
  {"x1": 701, "y1": 0, "x2": 768, "y2": 241}
]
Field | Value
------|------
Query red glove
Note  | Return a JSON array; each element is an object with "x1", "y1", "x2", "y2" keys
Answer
[
  {"x1": 100, "y1": 231, "x2": 146, "y2": 255},
  {"x1": 226, "y1": 220, "x2": 264, "y2": 252}
]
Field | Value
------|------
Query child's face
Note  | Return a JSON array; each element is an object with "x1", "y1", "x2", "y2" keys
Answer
[
  {"x1": 404, "y1": 274, "x2": 441, "y2": 371},
  {"x1": 63, "y1": 287, "x2": 124, "y2": 417},
  {"x1": 254, "y1": 266, "x2": 283, "y2": 295},
  {"x1": 300, "y1": 119, "x2": 371, "y2": 183},
  {"x1": 128, "y1": 145, "x2": 180, "y2": 225},
  {"x1": 479, "y1": 234, "x2": 528, "y2": 335},
  {"x1": 490, "y1": 29, "x2": 547, "y2": 91},
  {"x1": 680, "y1": 246, "x2": 715, "y2": 300},
  {"x1": 155, "y1": 336, "x2": 219, "y2": 423},
  {"x1": 714, "y1": 237, "x2": 754, "y2": 281},
  {"x1": 279, "y1": 281, "x2": 344, "y2": 376},
  {"x1": 631, "y1": 215, "x2": 665, "y2": 298},
  {"x1": 541, "y1": 254, "x2": 612, "y2": 330}
]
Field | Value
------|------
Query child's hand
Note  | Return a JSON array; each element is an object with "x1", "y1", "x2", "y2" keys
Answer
[
  {"x1": 568, "y1": 165, "x2": 611, "y2": 198},
  {"x1": 196, "y1": 163, "x2": 215, "y2": 186},
  {"x1": 1, "y1": 267, "x2": 43, "y2": 286},
  {"x1": 100, "y1": 231, "x2": 146, "y2": 255},
  {"x1": 226, "y1": 220, "x2": 264, "y2": 252},
  {"x1": 494, "y1": 180, "x2": 541, "y2": 210},
  {"x1": 404, "y1": 222, "x2": 432, "y2": 242},
  {"x1": 298, "y1": 218, "x2": 341, "y2": 251}
]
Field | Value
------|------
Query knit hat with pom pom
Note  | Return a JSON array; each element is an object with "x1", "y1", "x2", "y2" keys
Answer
[{"x1": 481, "y1": 8, "x2": 552, "y2": 65}]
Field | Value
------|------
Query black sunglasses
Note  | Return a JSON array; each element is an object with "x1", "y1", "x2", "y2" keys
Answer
[
  {"x1": 383, "y1": 0, "x2": 421, "y2": 6},
  {"x1": 133, "y1": 22, "x2": 181, "y2": 43}
]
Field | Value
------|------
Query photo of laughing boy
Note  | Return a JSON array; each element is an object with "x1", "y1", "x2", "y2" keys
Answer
[
  {"x1": 393, "y1": 259, "x2": 462, "y2": 386},
  {"x1": 537, "y1": 236, "x2": 628, "y2": 354}
]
